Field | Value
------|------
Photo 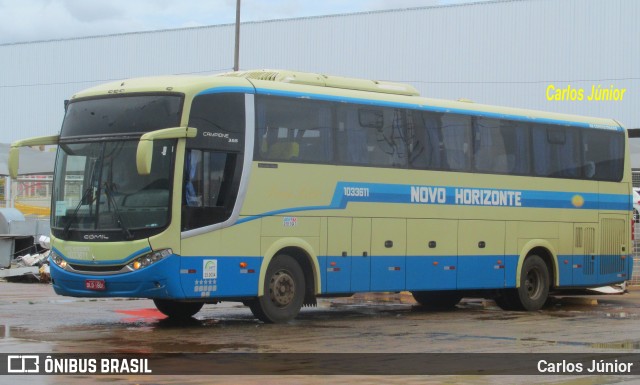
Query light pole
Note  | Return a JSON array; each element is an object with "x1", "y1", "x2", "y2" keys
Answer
[{"x1": 234, "y1": 0, "x2": 241, "y2": 71}]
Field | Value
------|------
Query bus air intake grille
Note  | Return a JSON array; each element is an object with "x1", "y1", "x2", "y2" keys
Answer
[{"x1": 68, "y1": 263, "x2": 125, "y2": 272}]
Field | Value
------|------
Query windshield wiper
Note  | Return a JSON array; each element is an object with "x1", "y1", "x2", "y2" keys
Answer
[
  {"x1": 63, "y1": 186, "x2": 95, "y2": 237},
  {"x1": 102, "y1": 182, "x2": 134, "y2": 240}
]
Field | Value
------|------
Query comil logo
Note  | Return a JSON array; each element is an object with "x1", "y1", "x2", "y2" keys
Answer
[{"x1": 8, "y1": 355, "x2": 40, "y2": 373}]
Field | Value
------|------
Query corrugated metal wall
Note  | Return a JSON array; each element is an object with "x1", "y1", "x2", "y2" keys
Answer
[{"x1": 0, "y1": 0, "x2": 638, "y2": 143}]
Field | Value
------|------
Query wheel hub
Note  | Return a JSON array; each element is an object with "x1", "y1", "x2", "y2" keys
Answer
[
  {"x1": 269, "y1": 270, "x2": 295, "y2": 307},
  {"x1": 525, "y1": 269, "x2": 541, "y2": 299}
]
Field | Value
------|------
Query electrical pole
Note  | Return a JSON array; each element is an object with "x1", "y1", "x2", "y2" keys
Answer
[{"x1": 234, "y1": 0, "x2": 241, "y2": 71}]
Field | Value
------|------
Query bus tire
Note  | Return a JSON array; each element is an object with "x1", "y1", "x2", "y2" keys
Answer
[
  {"x1": 153, "y1": 299, "x2": 203, "y2": 319},
  {"x1": 515, "y1": 254, "x2": 549, "y2": 311},
  {"x1": 411, "y1": 290, "x2": 462, "y2": 310},
  {"x1": 249, "y1": 254, "x2": 305, "y2": 323}
]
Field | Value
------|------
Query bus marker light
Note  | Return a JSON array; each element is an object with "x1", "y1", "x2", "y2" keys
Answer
[
  {"x1": 621, "y1": 255, "x2": 627, "y2": 259},
  {"x1": 239, "y1": 262, "x2": 248, "y2": 268},
  {"x1": 188, "y1": 269, "x2": 196, "y2": 274},
  {"x1": 564, "y1": 260, "x2": 569, "y2": 264},
  {"x1": 433, "y1": 262, "x2": 439, "y2": 266},
  {"x1": 330, "y1": 262, "x2": 337, "y2": 266}
]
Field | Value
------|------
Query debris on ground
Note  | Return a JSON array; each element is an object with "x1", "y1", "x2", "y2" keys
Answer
[{"x1": 0, "y1": 235, "x2": 51, "y2": 283}]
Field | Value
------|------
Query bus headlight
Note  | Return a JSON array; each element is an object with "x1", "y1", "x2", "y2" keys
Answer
[
  {"x1": 127, "y1": 249, "x2": 172, "y2": 271},
  {"x1": 50, "y1": 250, "x2": 68, "y2": 269}
]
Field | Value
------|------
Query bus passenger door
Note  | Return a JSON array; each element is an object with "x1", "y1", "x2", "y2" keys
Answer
[
  {"x1": 370, "y1": 218, "x2": 406, "y2": 291},
  {"x1": 457, "y1": 220, "x2": 506, "y2": 289},
  {"x1": 326, "y1": 217, "x2": 352, "y2": 293},
  {"x1": 351, "y1": 218, "x2": 371, "y2": 292}
]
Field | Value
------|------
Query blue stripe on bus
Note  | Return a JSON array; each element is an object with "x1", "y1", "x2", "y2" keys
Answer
[
  {"x1": 320, "y1": 254, "x2": 629, "y2": 294},
  {"x1": 237, "y1": 182, "x2": 630, "y2": 224},
  {"x1": 50, "y1": 252, "x2": 629, "y2": 299},
  {"x1": 196, "y1": 86, "x2": 256, "y2": 96}
]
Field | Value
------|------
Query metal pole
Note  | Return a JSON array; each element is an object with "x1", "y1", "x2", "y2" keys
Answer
[{"x1": 234, "y1": 0, "x2": 241, "y2": 71}]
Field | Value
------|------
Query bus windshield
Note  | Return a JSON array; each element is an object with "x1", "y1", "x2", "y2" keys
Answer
[
  {"x1": 51, "y1": 139, "x2": 175, "y2": 241},
  {"x1": 50, "y1": 94, "x2": 183, "y2": 241}
]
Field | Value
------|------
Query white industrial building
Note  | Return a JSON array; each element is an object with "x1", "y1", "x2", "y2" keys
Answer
[{"x1": 0, "y1": 0, "x2": 638, "y2": 148}]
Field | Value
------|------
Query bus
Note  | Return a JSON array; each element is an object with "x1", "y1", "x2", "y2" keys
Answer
[{"x1": 9, "y1": 69, "x2": 633, "y2": 323}]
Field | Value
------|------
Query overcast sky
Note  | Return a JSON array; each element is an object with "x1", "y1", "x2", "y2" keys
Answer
[{"x1": 0, "y1": 0, "x2": 488, "y2": 45}]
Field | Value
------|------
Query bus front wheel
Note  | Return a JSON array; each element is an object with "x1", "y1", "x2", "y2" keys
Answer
[
  {"x1": 249, "y1": 254, "x2": 305, "y2": 323},
  {"x1": 153, "y1": 299, "x2": 203, "y2": 319}
]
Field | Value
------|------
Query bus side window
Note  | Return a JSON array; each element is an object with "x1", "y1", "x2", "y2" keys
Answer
[
  {"x1": 474, "y1": 118, "x2": 513, "y2": 174},
  {"x1": 581, "y1": 129, "x2": 624, "y2": 181},
  {"x1": 182, "y1": 149, "x2": 239, "y2": 230},
  {"x1": 337, "y1": 107, "x2": 369, "y2": 165},
  {"x1": 532, "y1": 125, "x2": 580, "y2": 178},
  {"x1": 441, "y1": 114, "x2": 471, "y2": 171},
  {"x1": 265, "y1": 127, "x2": 299, "y2": 160},
  {"x1": 256, "y1": 96, "x2": 333, "y2": 163},
  {"x1": 507, "y1": 121, "x2": 531, "y2": 175},
  {"x1": 408, "y1": 111, "x2": 443, "y2": 170}
]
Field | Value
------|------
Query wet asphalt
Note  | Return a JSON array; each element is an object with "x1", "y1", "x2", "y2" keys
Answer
[{"x1": 2, "y1": 282, "x2": 640, "y2": 384}]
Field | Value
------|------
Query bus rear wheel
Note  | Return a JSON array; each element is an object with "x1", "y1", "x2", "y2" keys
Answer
[
  {"x1": 496, "y1": 255, "x2": 549, "y2": 311},
  {"x1": 411, "y1": 290, "x2": 462, "y2": 310},
  {"x1": 249, "y1": 254, "x2": 305, "y2": 323},
  {"x1": 153, "y1": 299, "x2": 204, "y2": 319}
]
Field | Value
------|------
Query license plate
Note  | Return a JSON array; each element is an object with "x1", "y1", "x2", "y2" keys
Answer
[{"x1": 85, "y1": 279, "x2": 106, "y2": 291}]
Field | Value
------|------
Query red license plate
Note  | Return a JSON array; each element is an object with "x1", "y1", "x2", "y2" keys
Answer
[{"x1": 85, "y1": 279, "x2": 106, "y2": 291}]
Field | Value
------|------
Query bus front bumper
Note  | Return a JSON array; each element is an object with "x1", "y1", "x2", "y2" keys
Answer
[{"x1": 49, "y1": 254, "x2": 185, "y2": 299}]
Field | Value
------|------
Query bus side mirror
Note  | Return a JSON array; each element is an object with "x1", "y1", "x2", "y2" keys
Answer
[
  {"x1": 8, "y1": 147, "x2": 20, "y2": 179},
  {"x1": 136, "y1": 140, "x2": 154, "y2": 176},
  {"x1": 9, "y1": 134, "x2": 60, "y2": 179},
  {"x1": 136, "y1": 126, "x2": 197, "y2": 176}
]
